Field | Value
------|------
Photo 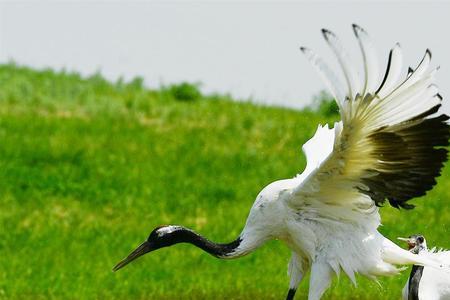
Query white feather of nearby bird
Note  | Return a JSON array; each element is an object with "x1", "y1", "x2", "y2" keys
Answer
[
  {"x1": 113, "y1": 25, "x2": 450, "y2": 300},
  {"x1": 399, "y1": 235, "x2": 450, "y2": 300}
]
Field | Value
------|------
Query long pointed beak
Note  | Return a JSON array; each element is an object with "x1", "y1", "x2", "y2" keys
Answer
[
  {"x1": 113, "y1": 241, "x2": 153, "y2": 272},
  {"x1": 397, "y1": 237, "x2": 410, "y2": 242},
  {"x1": 397, "y1": 237, "x2": 416, "y2": 250}
]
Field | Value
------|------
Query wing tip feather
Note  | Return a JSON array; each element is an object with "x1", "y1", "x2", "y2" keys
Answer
[
  {"x1": 407, "y1": 66, "x2": 414, "y2": 76},
  {"x1": 351, "y1": 23, "x2": 366, "y2": 36},
  {"x1": 321, "y1": 28, "x2": 335, "y2": 41},
  {"x1": 426, "y1": 48, "x2": 432, "y2": 60}
]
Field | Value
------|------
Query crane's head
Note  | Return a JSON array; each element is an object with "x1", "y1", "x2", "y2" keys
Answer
[
  {"x1": 398, "y1": 234, "x2": 427, "y2": 254},
  {"x1": 112, "y1": 225, "x2": 185, "y2": 272}
]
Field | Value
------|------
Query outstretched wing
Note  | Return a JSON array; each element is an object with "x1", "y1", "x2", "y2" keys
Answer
[{"x1": 292, "y1": 25, "x2": 450, "y2": 213}]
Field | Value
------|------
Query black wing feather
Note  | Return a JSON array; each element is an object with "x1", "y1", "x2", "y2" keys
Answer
[{"x1": 360, "y1": 110, "x2": 450, "y2": 209}]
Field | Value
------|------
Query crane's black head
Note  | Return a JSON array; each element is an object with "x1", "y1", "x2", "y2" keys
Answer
[
  {"x1": 398, "y1": 234, "x2": 426, "y2": 254},
  {"x1": 113, "y1": 225, "x2": 186, "y2": 272}
]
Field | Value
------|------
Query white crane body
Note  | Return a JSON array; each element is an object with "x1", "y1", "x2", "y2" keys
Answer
[
  {"x1": 234, "y1": 166, "x2": 441, "y2": 299},
  {"x1": 114, "y1": 25, "x2": 450, "y2": 300}
]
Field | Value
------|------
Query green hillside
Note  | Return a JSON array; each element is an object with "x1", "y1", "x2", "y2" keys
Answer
[{"x1": 0, "y1": 63, "x2": 449, "y2": 299}]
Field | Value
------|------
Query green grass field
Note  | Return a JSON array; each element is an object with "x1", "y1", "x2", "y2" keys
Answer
[{"x1": 1, "y1": 64, "x2": 449, "y2": 299}]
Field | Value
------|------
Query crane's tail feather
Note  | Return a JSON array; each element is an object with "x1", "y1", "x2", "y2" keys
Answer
[{"x1": 381, "y1": 238, "x2": 449, "y2": 272}]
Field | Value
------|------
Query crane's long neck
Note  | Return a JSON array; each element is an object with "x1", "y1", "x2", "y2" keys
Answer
[
  {"x1": 184, "y1": 229, "x2": 242, "y2": 258},
  {"x1": 163, "y1": 225, "x2": 264, "y2": 259},
  {"x1": 408, "y1": 265, "x2": 424, "y2": 300},
  {"x1": 407, "y1": 245, "x2": 426, "y2": 300},
  {"x1": 163, "y1": 226, "x2": 243, "y2": 258}
]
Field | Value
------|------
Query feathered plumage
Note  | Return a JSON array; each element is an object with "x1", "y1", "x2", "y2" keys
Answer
[
  {"x1": 114, "y1": 25, "x2": 450, "y2": 300},
  {"x1": 399, "y1": 235, "x2": 450, "y2": 300}
]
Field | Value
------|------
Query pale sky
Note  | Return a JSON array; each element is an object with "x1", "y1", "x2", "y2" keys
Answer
[{"x1": 1, "y1": 1, "x2": 450, "y2": 112}]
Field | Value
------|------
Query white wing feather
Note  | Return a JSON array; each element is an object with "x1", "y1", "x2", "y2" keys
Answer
[
  {"x1": 376, "y1": 43, "x2": 403, "y2": 98},
  {"x1": 322, "y1": 29, "x2": 361, "y2": 100},
  {"x1": 353, "y1": 24, "x2": 379, "y2": 95},
  {"x1": 294, "y1": 25, "x2": 449, "y2": 219},
  {"x1": 300, "y1": 47, "x2": 346, "y2": 113}
]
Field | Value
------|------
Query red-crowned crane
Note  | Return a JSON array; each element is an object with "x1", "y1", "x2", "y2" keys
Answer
[
  {"x1": 399, "y1": 235, "x2": 450, "y2": 300},
  {"x1": 113, "y1": 25, "x2": 450, "y2": 300}
]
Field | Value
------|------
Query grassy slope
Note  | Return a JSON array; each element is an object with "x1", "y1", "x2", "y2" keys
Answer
[{"x1": 0, "y1": 64, "x2": 449, "y2": 299}]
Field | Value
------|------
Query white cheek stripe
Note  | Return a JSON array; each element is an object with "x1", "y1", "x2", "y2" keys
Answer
[{"x1": 157, "y1": 226, "x2": 181, "y2": 237}]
